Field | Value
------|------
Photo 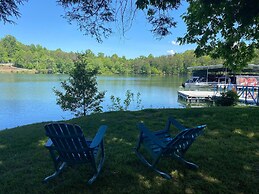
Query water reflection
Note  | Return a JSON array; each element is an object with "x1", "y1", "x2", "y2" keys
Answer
[{"x1": 0, "y1": 74, "x2": 186, "y2": 130}]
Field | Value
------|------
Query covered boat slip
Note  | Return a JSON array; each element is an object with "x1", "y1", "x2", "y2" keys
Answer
[
  {"x1": 179, "y1": 64, "x2": 259, "y2": 106},
  {"x1": 185, "y1": 64, "x2": 259, "y2": 86}
]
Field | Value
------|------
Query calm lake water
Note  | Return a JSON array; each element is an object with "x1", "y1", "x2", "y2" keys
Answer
[{"x1": 0, "y1": 74, "x2": 187, "y2": 130}]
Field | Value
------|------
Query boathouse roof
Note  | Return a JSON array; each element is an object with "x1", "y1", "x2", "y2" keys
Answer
[{"x1": 187, "y1": 64, "x2": 259, "y2": 71}]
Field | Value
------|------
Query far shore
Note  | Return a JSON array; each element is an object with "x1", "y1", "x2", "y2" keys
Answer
[{"x1": 0, "y1": 64, "x2": 37, "y2": 74}]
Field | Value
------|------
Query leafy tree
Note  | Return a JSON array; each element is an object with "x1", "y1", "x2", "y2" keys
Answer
[
  {"x1": 0, "y1": 0, "x2": 27, "y2": 24},
  {"x1": 0, "y1": 35, "x2": 76, "y2": 72},
  {"x1": 54, "y1": 52, "x2": 105, "y2": 116},
  {"x1": 1, "y1": 35, "x2": 19, "y2": 61},
  {"x1": 58, "y1": 0, "x2": 259, "y2": 70},
  {"x1": 1, "y1": 35, "x2": 259, "y2": 75},
  {"x1": 2, "y1": 1, "x2": 259, "y2": 70},
  {"x1": 179, "y1": 0, "x2": 259, "y2": 71},
  {"x1": 0, "y1": 43, "x2": 8, "y2": 62}
]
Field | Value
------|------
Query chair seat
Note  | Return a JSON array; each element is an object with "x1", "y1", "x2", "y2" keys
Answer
[{"x1": 142, "y1": 131, "x2": 173, "y2": 158}]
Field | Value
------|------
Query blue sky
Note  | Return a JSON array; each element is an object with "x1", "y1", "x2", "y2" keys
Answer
[{"x1": 0, "y1": 0, "x2": 196, "y2": 59}]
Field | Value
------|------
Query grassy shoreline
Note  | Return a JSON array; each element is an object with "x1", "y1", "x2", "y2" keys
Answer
[{"x1": 0, "y1": 107, "x2": 258, "y2": 194}]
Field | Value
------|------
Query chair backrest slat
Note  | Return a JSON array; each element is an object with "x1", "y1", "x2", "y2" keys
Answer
[
  {"x1": 46, "y1": 124, "x2": 68, "y2": 160},
  {"x1": 45, "y1": 123, "x2": 91, "y2": 164},
  {"x1": 167, "y1": 117, "x2": 187, "y2": 131}
]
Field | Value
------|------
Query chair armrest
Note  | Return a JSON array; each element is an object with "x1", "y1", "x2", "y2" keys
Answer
[
  {"x1": 90, "y1": 125, "x2": 107, "y2": 148},
  {"x1": 45, "y1": 138, "x2": 53, "y2": 148},
  {"x1": 198, "y1": 124, "x2": 206, "y2": 129},
  {"x1": 196, "y1": 124, "x2": 206, "y2": 133},
  {"x1": 168, "y1": 117, "x2": 187, "y2": 131},
  {"x1": 138, "y1": 123, "x2": 166, "y2": 149}
]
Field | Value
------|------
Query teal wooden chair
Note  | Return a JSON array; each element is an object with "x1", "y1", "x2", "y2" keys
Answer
[
  {"x1": 43, "y1": 123, "x2": 107, "y2": 184},
  {"x1": 134, "y1": 117, "x2": 206, "y2": 179}
]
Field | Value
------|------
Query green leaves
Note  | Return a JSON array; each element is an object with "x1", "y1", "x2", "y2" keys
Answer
[
  {"x1": 136, "y1": 0, "x2": 180, "y2": 38},
  {"x1": 59, "y1": 0, "x2": 258, "y2": 70},
  {"x1": 0, "y1": 35, "x2": 75, "y2": 73},
  {"x1": 0, "y1": 0, "x2": 28, "y2": 24},
  {"x1": 215, "y1": 90, "x2": 239, "y2": 106},
  {"x1": 180, "y1": 0, "x2": 259, "y2": 71},
  {"x1": 54, "y1": 51, "x2": 106, "y2": 117},
  {"x1": 58, "y1": 0, "x2": 115, "y2": 43},
  {"x1": 108, "y1": 90, "x2": 143, "y2": 111}
]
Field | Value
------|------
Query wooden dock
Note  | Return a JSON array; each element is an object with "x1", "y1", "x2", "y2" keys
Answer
[
  {"x1": 178, "y1": 91, "x2": 218, "y2": 103},
  {"x1": 178, "y1": 85, "x2": 259, "y2": 106}
]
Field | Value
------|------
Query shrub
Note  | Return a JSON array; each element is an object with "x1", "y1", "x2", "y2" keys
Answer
[
  {"x1": 215, "y1": 90, "x2": 239, "y2": 106},
  {"x1": 53, "y1": 52, "x2": 105, "y2": 116},
  {"x1": 108, "y1": 90, "x2": 143, "y2": 111}
]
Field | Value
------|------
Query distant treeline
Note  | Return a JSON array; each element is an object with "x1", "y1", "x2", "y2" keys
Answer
[{"x1": 1, "y1": 35, "x2": 259, "y2": 75}]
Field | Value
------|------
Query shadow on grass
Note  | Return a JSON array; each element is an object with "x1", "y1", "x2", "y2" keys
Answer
[{"x1": 0, "y1": 107, "x2": 258, "y2": 194}]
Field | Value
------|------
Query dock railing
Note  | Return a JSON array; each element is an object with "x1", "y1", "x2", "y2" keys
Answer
[{"x1": 214, "y1": 84, "x2": 259, "y2": 105}]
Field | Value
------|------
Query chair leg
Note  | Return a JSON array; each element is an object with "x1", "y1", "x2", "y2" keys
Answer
[
  {"x1": 43, "y1": 162, "x2": 66, "y2": 182},
  {"x1": 134, "y1": 148, "x2": 172, "y2": 180},
  {"x1": 88, "y1": 156, "x2": 105, "y2": 185},
  {"x1": 88, "y1": 174, "x2": 97, "y2": 185},
  {"x1": 173, "y1": 153, "x2": 199, "y2": 169},
  {"x1": 88, "y1": 144, "x2": 105, "y2": 185}
]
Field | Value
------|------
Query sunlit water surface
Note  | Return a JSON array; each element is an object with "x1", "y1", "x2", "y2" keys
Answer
[{"x1": 0, "y1": 74, "x2": 186, "y2": 130}]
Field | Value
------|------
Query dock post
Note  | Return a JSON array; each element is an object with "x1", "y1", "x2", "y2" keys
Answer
[{"x1": 245, "y1": 86, "x2": 248, "y2": 103}]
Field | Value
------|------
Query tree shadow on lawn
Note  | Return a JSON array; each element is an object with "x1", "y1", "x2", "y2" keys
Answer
[
  {"x1": 0, "y1": 108, "x2": 258, "y2": 194},
  {"x1": 40, "y1": 138, "x2": 229, "y2": 194},
  {"x1": 37, "y1": 113, "x2": 246, "y2": 194}
]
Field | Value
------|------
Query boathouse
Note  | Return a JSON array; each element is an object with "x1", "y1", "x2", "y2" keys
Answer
[{"x1": 179, "y1": 64, "x2": 259, "y2": 106}]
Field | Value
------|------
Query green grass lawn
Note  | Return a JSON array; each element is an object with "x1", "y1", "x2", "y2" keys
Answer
[{"x1": 0, "y1": 107, "x2": 258, "y2": 194}]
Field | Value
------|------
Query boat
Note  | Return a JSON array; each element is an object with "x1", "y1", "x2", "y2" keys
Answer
[
  {"x1": 182, "y1": 64, "x2": 259, "y2": 88},
  {"x1": 182, "y1": 76, "x2": 213, "y2": 87}
]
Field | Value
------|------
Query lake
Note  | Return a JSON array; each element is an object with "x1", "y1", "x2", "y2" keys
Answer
[{"x1": 0, "y1": 74, "x2": 187, "y2": 130}]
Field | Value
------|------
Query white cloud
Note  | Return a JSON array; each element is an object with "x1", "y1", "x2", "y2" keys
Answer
[
  {"x1": 167, "y1": 50, "x2": 176, "y2": 55},
  {"x1": 171, "y1": 40, "x2": 180, "y2": 46}
]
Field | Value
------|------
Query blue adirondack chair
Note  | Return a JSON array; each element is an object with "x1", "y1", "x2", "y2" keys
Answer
[
  {"x1": 43, "y1": 123, "x2": 107, "y2": 184},
  {"x1": 134, "y1": 117, "x2": 206, "y2": 179}
]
